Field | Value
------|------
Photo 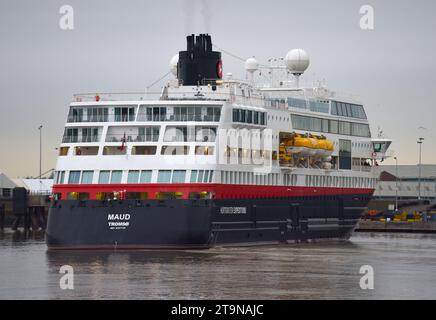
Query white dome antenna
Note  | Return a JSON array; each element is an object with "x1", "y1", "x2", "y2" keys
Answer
[
  {"x1": 169, "y1": 54, "x2": 179, "y2": 77},
  {"x1": 285, "y1": 49, "x2": 310, "y2": 88},
  {"x1": 245, "y1": 57, "x2": 258, "y2": 83}
]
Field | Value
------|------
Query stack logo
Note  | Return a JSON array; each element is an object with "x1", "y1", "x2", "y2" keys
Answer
[{"x1": 108, "y1": 213, "x2": 131, "y2": 230}]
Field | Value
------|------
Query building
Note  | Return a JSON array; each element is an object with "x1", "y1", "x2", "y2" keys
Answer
[
  {"x1": 0, "y1": 172, "x2": 16, "y2": 199},
  {"x1": 374, "y1": 165, "x2": 436, "y2": 200},
  {"x1": 0, "y1": 172, "x2": 53, "y2": 199}
]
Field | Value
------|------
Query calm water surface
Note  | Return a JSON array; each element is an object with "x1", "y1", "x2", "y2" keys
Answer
[{"x1": 0, "y1": 229, "x2": 435, "y2": 299}]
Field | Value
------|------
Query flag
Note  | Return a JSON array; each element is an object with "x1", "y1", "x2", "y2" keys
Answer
[{"x1": 119, "y1": 132, "x2": 126, "y2": 151}]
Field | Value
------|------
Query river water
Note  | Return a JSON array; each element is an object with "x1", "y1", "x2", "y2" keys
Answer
[{"x1": 0, "y1": 229, "x2": 435, "y2": 299}]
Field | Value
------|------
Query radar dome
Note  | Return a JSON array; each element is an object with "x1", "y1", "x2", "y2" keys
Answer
[
  {"x1": 169, "y1": 54, "x2": 179, "y2": 76},
  {"x1": 245, "y1": 57, "x2": 259, "y2": 73},
  {"x1": 285, "y1": 49, "x2": 309, "y2": 75}
]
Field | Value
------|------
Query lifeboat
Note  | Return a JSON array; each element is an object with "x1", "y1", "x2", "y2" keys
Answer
[{"x1": 284, "y1": 133, "x2": 333, "y2": 156}]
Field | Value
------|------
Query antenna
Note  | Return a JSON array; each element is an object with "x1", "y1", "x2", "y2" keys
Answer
[
  {"x1": 244, "y1": 57, "x2": 258, "y2": 84},
  {"x1": 285, "y1": 49, "x2": 310, "y2": 88}
]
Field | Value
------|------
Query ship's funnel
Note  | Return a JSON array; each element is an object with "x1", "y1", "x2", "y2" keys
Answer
[{"x1": 177, "y1": 34, "x2": 222, "y2": 86}]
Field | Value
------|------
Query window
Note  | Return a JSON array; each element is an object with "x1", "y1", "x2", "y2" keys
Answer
[
  {"x1": 233, "y1": 109, "x2": 266, "y2": 125},
  {"x1": 68, "y1": 171, "x2": 81, "y2": 184},
  {"x1": 338, "y1": 121, "x2": 351, "y2": 135},
  {"x1": 195, "y1": 127, "x2": 216, "y2": 142},
  {"x1": 127, "y1": 170, "x2": 140, "y2": 184},
  {"x1": 137, "y1": 127, "x2": 159, "y2": 142},
  {"x1": 198, "y1": 170, "x2": 204, "y2": 183},
  {"x1": 139, "y1": 106, "x2": 220, "y2": 122},
  {"x1": 161, "y1": 146, "x2": 189, "y2": 155},
  {"x1": 103, "y1": 146, "x2": 127, "y2": 155},
  {"x1": 191, "y1": 170, "x2": 198, "y2": 183},
  {"x1": 164, "y1": 126, "x2": 193, "y2": 142},
  {"x1": 339, "y1": 139, "x2": 352, "y2": 170},
  {"x1": 351, "y1": 123, "x2": 371, "y2": 137},
  {"x1": 81, "y1": 127, "x2": 99, "y2": 142},
  {"x1": 287, "y1": 97, "x2": 307, "y2": 109},
  {"x1": 87, "y1": 107, "x2": 108, "y2": 122},
  {"x1": 132, "y1": 146, "x2": 156, "y2": 155},
  {"x1": 139, "y1": 170, "x2": 152, "y2": 183},
  {"x1": 195, "y1": 146, "x2": 214, "y2": 155},
  {"x1": 59, "y1": 147, "x2": 69, "y2": 156},
  {"x1": 115, "y1": 107, "x2": 135, "y2": 122},
  {"x1": 81, "y1": 171, "x2": 93, "y2": 184},
  {"x1": 329, "y1": 120, "x2": 338, "y2": 134},
  {"x1": 75, "y1": 146, "x2": 99, "y2": 156},
  {"x1": 63, "y1": 128, "x2": 78, "y2": 143},
  {"x1": 232, "y1": 109, "x2": 239, "y2": 122},
  {"x1": 331, "y1": 101, "x2": 338, "y2": 115},
  {"x1": 59, "y1": 171, "x2": 65, "y2": 184},
  {"x1": 260, "y1": 112, "x2": 266, "y2": 125},
  {"x1": 331, "y1": 101, "x2": 367, "y2": 119},
  {"x1": 110, "y1": 171, "x2": 122, "y2": 184},
  {"x1": 157, "y1": 170, "x2": 172, "y2": 183},
  {"x1": 309, "y1": 100, "x2": 329, "y2": 113},
  {"x1": 2, "y1": 189, "x2": 11, "y2": 197},
  {"x1": 98, "y1": 171, "x2": 110, "y2": 184},
  {"x1": 68, "y1": 107, "x2": 83, "y2": 122},
  {"x1": 254, "y1": 112, "x2": 259, "y2": 124},
  {"x1": 172, "y1": 170, "x2": 186, "y2": 183},
  {"x1": 247, "y1": 110, "x2": 253, "y2": 123}
]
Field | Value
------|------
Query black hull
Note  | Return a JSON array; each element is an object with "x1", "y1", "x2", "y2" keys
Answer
[{"x1": 46, "y1": 194, "x2": 370, "y2": 250}]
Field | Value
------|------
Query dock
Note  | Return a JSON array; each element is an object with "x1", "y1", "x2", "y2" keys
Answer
[{"x1": 355, "y1": 220, "x2": 436, "y2": 234}]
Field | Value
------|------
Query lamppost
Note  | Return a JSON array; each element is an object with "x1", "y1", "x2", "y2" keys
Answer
[
  {"x1": 38, "y1": 125, "x2": 43, "y2": 179},
  {"x1": 394, "y1": 156, "x2": 398, "y2": 212},
  {"x1": 417, "y1": 137, "x2": 424, "y2": 200}
]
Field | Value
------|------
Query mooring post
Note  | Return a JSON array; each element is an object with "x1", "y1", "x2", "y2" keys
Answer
[
  {"x1": 24, "y1": 207, "x2": 30, "y2": 231},
  {"x1": 0, "y1": 203, "x2": 5, "y2": 230}
]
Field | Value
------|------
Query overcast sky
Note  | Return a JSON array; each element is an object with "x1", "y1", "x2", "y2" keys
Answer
[{"x1": 0, "y1": 0, "x2": 435, "y2": 177}]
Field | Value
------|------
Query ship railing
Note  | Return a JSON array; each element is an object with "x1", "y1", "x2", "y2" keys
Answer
[
  {"x1": 62, "y1": 136, "x2": 100, "y2": 143},
  {"x1": 72, "y1": 92, "x2": 164, "y2": 102},
  {"x1": 71, "y1": 91, "x2": 275, "y2": 109},
  {"x1": 105, "y1": 134, "x2": 160, "y2": 143},
  {"x1": 71, "y1": 90, "x2": 337, "y2": 111}
]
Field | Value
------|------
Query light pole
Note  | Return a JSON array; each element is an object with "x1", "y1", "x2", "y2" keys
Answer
[
  {"x1": 38, "y1": 125, "x2": 43, "y2": 179},
  {"x1": 394, "y1": 156, "x2": 398, "y2": 212},
  {"x1": 417, "y1": 137, "x2": 424, "y2": 200}
]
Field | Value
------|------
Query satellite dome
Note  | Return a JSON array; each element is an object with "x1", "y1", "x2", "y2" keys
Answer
[
  {"x1": 245, "y1": 57, "x2": 259, "y2": 73},
  {"x1": 285, "y1": 49, "x2": 310, "y2": 75},
  {"x1": 169, "y1": 54, "x2": 179, "y2": 76}
]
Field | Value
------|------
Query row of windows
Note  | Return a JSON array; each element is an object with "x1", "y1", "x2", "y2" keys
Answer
[
  {"x1": 138, "y1": 106, "x2": 221, "y2": 122},
  {"x1": 378, "y1": 185, "x2": 432, "y2": 192},
  {"x1": 306, "y1": 175, "x2": 376, "y2": 188},
  {"x1": 287, "y1": 97, "x2": 330, "y2": 113},
  {"x1": 291, "y1": 114, "x2": 371, "y2": 137},
  {"x1": 232, "y1": 109, "x2": 267, "y2": 125},
  {"x1": 68, "y1": 106, "x2": 222, "y2": 123},
  {"x1": 221, "y1": 171, "x2": 291, "y2": 186},
  {"x1": 59, "y1": 145, "x2": 215, "y2": 156},
  {"x1": 105, "y1": 127, "x2": 160, "y2": 142},
  {"x1": 56, "y1": 169, "x2": 376, "y2": 189},
  {"x1": 331, "y1": 101, "x2": 367, "y2": 119},
  {"x1": 63, "y1": 127, "x2": 100, "y2": 143},
  {"x1": 55, "y1": 169, "x2": 214, "y2": 185},
  {"x1": 163, "y1": 126, "x2": 216, "y2": 142},
  {"x1": 68, "y1": 107, "x2": 135, "y2": 123}
]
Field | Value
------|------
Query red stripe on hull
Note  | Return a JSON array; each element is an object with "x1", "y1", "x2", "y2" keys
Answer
[{"x1": 52, "y1": 183, "x2": 374, "y2": 200}]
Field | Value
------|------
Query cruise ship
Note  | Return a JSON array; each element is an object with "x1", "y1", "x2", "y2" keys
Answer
[{"x1": 46, "y1": 34, "x2": 391, "y2": 249}]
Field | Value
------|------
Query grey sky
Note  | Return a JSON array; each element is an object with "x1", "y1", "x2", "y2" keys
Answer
[{"x1": 0, "y1": 0, "x2": 435, "y2": 177}]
